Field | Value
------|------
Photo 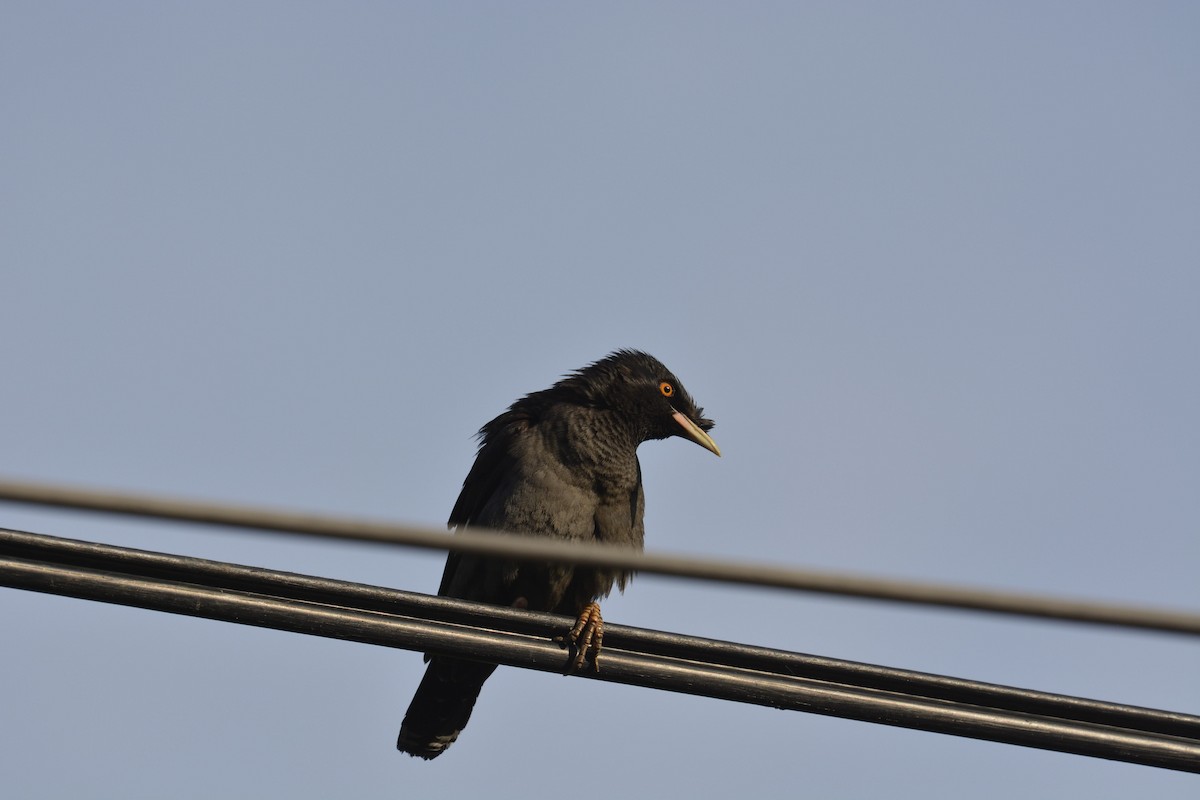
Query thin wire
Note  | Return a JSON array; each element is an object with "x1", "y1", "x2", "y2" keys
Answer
[
  {"x1": 3, "y1": 526, "x2": 1199, "y2": 773},
  {"x1": 1, "y1": 477, "x2": 1199, "y2": 635}
]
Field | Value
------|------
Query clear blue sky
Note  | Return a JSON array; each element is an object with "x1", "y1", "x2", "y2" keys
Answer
[{"x1": 2, "y1": 4, "x2": 1198, "y2": 797}]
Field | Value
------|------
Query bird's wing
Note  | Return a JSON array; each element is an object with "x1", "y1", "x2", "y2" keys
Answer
[
  {"x1": 435, "y1": 544, "x2": 466, "y2": 598},
  {"x1": 438, "y1": 409, "x2": 533, "y2": 597}
]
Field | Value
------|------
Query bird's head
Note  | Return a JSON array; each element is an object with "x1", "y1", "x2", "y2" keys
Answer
[{"x1": 553, "y1": 350, "x2": 720, "y2": 456}]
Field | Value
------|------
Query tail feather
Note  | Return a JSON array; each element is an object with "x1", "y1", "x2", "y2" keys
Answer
[{"x1": 397, "y1": 657, "x2": 497, "y2": 759}]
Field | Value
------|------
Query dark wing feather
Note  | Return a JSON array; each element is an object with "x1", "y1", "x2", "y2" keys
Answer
[{"x1": 437, "y1": 405, "x2": 536, "y2": 597}]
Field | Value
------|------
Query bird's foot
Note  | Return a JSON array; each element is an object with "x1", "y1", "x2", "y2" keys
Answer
[{"x1": 555, "y1": 602, "x2": 604, "y2": 672}]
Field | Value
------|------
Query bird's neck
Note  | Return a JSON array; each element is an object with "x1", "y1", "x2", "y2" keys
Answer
[{"x1": 545, "y1": 405, "x2": 641, "y2": 485}]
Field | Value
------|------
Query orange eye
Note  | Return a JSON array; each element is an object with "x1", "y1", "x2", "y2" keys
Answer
[{"x1": 659, "y1": 381, "x2": 674, "y2": 397}]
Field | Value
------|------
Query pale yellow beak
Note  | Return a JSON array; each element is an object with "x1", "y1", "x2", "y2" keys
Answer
[{"x1": 671, "y1": 411, "x2": 721, "y2": 457}]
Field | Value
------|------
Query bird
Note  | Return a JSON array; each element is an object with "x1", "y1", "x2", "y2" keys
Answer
[{"x1": 396, "y1": 349, "x2": 719, "y2": 759}]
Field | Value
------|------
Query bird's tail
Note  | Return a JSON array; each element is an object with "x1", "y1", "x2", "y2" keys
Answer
[{"x1": 397, "y1": 657, "x2": 498, "y2": 759}]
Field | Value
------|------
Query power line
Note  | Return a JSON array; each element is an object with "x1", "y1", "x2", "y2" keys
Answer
[
  {"x1": 2, "y1": 526, "x2": 1199, "y2": 773},
  {"x1": 1, "y1": 477, "x2": 1198, "y2": 636}
]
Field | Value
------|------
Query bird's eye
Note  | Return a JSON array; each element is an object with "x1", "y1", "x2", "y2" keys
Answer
[{"x1": 659, "y1": 381, "x2": 674, "y2": 397}]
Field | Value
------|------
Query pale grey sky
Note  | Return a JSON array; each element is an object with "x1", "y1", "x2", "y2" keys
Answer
[{"x1": 2, "y1": 4, "x2": 1198, "y2": 797}]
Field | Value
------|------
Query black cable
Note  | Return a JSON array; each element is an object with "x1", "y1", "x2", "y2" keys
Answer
[
  {"x1": 3, "y1": 526, "x2": 1197, "y2": 740},
  {"x1": 2, "y1": 527, "x2": 1199, "y2": 772},
  {"x1": 2, "y1": 477, "x2": 1198, "y2": 635}
]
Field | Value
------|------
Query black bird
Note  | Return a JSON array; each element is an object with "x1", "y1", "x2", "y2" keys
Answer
[{"x1": 397, "y1": 350, "x2": 719, "y2": 759}]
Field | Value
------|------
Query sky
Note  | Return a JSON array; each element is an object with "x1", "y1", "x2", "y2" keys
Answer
[{"x1": 2, "y1": 3, "x2": 1198, "y2": 797}]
